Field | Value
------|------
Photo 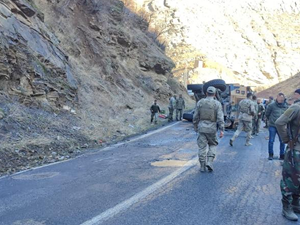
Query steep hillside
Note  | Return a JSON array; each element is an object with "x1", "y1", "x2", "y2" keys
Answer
[
  {"x1": 257, "y1": 72, "x2": 300, "y2": 100},
  {"x1": 126, "y1": 0, "x2": 300, "y2": 87},
  {"x1": 0, "y1": 0, "x2": 191, "y2": 175}
]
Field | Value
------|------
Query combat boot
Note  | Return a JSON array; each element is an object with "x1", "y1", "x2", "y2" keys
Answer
[
  {"x1": 292, "y1": 198, "x2": 300, "y2": 214},
  {"x1": 199, "y1": 161, "x2": 206, "y2": 172},
  {"x1": 229, "y1": 139, "x2": 233, "y2": 147},
  {"x1": 283, "y1": 204, "x2": 298, "y2": 221},
  {"x1": 206, "y1": 157, "x2": 214, "y2": 172}
]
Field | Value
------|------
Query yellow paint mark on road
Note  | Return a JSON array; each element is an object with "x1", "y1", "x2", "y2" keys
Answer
[
  {"x1": 226, "y1": 186, "x2": 238, "y2": 194},
  {"x1": 151, "y1": 160, "x2": 188, "y2": 167},
  {"x1": 275, "y1": 170, "x2": 281, "y2": 177}
]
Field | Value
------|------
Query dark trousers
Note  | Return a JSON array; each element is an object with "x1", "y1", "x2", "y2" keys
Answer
[{"x1": 168, "y1": 107, "x2": 174, "y2": 121}]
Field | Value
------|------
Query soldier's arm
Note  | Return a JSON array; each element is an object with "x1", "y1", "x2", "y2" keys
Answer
[
  {"x1": 193, "y1": 104, "x2": 200, "y2": 131},
  {"x1": 158, "y1": 106, "x2": 161, "y2": 113},
  {"x1": 275, "y1": 106, "x2": 298, "y2": 143},
  {"x1": 265, "y1": 104, "x2": 272, "y2": 119},
  {"x1": 216, "y1": 102, "x2": 225, "y2": 131}
]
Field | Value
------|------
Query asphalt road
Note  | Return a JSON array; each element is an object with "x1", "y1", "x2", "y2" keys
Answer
[{"x1": 0, "y1": 122, "x2": 295, "y2": 225}]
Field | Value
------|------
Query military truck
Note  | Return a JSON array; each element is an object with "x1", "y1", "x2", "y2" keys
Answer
[{"x1": 183, "y1": 79, "x2": 253, "y2": 129}]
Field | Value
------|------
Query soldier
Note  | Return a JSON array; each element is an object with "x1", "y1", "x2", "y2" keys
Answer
[
  {"x1": 275, "y1": 88, "x2": 300, "y2": 221},
  {"x1": 230, "y1": 93, "x2": 255, "y2": 147},
  {"x1": 176, "y1": 94, "x2": 185, "y2": 121},
  {"x1": 193, "y1": 86, "x2": 224, "y2": 172},
  {"x1": 252, "y1": 95, "x2": 259, "y2": 136},
  {"x1": 265, "y1": 93, "x2": 288, "y2": 160},
  {"x1": 150, "y1": 100, "x2": 161, "y2": 124},
  {"x1": 256, "y1": 98, "x2": 265, "y2": 134},
  {"x1": 168, "y1": 95, "x2": 176, "y2": 122}
]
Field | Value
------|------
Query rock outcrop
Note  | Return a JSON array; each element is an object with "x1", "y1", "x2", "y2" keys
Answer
[
  {"x1": 0, "y1": 0, "x2": 191, "y2": 175},
  {"x1": 0, "y1": 0, "x2": 77, "y2": 110}
]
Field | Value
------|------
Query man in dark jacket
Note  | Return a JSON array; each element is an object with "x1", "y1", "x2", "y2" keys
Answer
[
  {"x1": 264, "y1": 96, "x2": 274, "y2": 128},
  {"x1": 150, "y1": 100, "x2": 161, "y2": 124},
  {"x1": 265, "y1": 93, "x2": 288, "y2": 160}
]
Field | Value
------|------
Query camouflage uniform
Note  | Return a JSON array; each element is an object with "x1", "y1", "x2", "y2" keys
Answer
[
  {"x1": 193, "y1": 87, "x2": 224, "y2": 172},
  {"x1": 256, "y1": 103, "x2": 265, "y2": 133},
  {"x1": 176, "y1": 96, "x2": 185, "y2": 120},
  {"x1": 230, "y1": 98, "x2": 255, "y2": 146},
  {"x1": 276, "y1": 100, "x2": 300, "y2": 219},
  {"x1": 252, "y1": 100, "x2": 258, "y2": 135},
  {"x1": 168, "y1": 96, "x2": 176, "y2": 122}
]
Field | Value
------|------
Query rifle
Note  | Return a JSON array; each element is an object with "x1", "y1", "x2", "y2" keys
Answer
[{"x1": 287, "y1": 111, "x2": 300, "y2": 167}]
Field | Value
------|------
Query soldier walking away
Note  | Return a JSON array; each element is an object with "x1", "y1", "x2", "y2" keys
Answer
[
  {"x1": 230, "y1": 93, "x2": 255, "y2": 147},
  {"x1": 256, "y1": 98, "x2": 265, "y2": 134},
  {"x1": 150, "y1": 100, "x2": 161, "y2": 124},
  {"x1": 176, "y1": 94, "x2": 185, "y2": 121},
  {"x1": 168, "y1": 95, "x2": 176, "y2": 122},
  {"x1": 193, "y1": 86, "x2": 224, "y2": 172},
  {"x1": 265, "y1": 93, "x2": 288, "y2": 160},
  {"x1": 252, "y1": 95, "x2": 259, "y2": 136},
  {"x1": 275, "y1": 89, "x2": 300, "y2": 221}
]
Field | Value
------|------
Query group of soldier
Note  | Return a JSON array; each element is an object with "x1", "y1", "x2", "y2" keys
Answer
[
  {"x1": 192, "y1": 86, "x2": 300, "y2": 221},
  {"x1": 167, "y1": 94, "x2": 186, "y2": 122},
  {"x1": 149, "y1": 94, "x2": 185, "y2": 124}
]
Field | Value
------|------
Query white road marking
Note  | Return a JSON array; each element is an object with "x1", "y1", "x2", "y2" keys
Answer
[{"x1": 80, "y1": 157, "x2": 198, "y2": 225}]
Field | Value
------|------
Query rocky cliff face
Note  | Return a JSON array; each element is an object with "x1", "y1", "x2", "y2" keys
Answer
[
  {"x1": 257, "y1": 72, "x2": 300, "y2": 102},
  {"x1": 129, "y1": 0, "x2": 300, "y2": 87},
  {"x1": 0, "y1": 0, "x2": 190, "y2": 175}
]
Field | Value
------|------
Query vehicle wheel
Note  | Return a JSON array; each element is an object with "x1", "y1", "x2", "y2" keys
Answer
[
  {"x1": 187, "y1": 84, "x2": 203, "y2": 92},
  {"x1": 183, "y1": 112, "x2": 194, "y2": 122},
  {"x1": 203, "y1": 79, "x2": 226, "y2": 94}
]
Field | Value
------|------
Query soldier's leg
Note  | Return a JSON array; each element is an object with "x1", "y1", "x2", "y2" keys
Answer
[
  {"x1": 230, "y1": 121, "x2": 243, "y2": 142},
  {"x1": 176, "y1": 109, "x2": 179, "y2": 121},
  {"x1": 168, "y1": 108, "x2": 173, "y2": 122},
  {"x1": 257, "y1": 118, "x2": 261, "y2": 133},
  {"x1": 154, "y1": 113, "x2": 158, "y2": 124},
  {"x1": 292, "y1": 194, "x2": 300, "y2": 213},
  {"x1": 281, "y1": 150, "x2": 300, "y2": 221},
  {"x1": 197, "y1": 133, "x2": 208, "y2": 172},
  {"x1": 207, "y1": 134, "x2": 218, "y2": 172},
  {"x1": 244, "y1": 121, "x2": 252, "y2": 146},
  {"x1": 252, "y1": 118, "x2": 256, "y2": 135}
]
